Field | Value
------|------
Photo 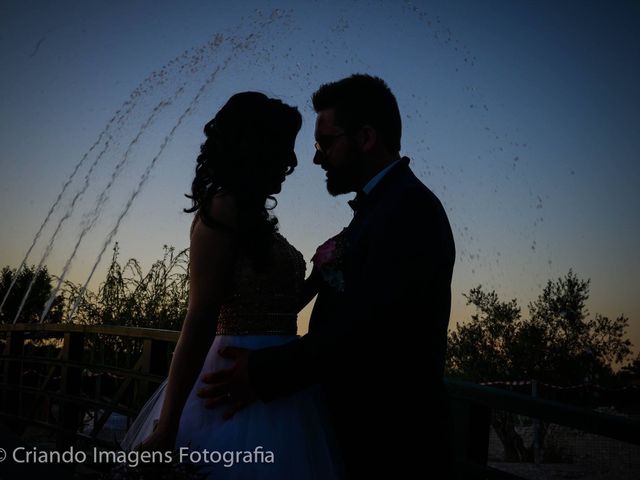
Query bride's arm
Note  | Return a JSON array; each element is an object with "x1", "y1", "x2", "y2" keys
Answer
[{"x1": 137, "y1": 196, "x2": 238, "y2": 449}]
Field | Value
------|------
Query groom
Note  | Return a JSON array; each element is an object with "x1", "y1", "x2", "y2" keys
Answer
[{"x1": 200, "y1": 74, "x2": 455, "y2": 477}]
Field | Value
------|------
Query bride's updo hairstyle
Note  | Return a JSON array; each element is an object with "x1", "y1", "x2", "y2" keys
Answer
[{"x1": 185, "y1": 92, "x2": 302, "y2": 270}]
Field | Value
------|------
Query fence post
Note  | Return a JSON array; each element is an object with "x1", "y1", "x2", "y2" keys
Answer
[
  {"x1": 2, "y1": 330, "x2": 25, "y2": 432},
  {"x1": 532, "y1": 379, "x2": 542, "y2": 464},
  {"x1": 57, "y1": 331, "x2": 84, "y2": 451},
  {"x1": 449, "y1": 397, "x2": 492, "y2": 479}
]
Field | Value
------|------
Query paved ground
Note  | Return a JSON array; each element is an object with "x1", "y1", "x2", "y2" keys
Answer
[
  {"x1": 487, "y1": 422, "x2": 640, "y2": 480},
  {"x1": 490, "y1": 462, "x2": 639, "y2": 480}
]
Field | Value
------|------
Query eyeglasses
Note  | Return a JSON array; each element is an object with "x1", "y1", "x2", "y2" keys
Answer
[{"x1": 314, "y1": 132, "x2": 348, "y2": 156}]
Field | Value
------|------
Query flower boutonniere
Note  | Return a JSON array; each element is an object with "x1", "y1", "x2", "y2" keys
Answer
[{"x1": 312, "y1": 230, "x2": 347, "y2": 292}]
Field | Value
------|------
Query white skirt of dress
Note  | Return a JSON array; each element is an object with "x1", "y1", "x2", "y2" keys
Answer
[{"x1": 120, "y1": 335, "x2": 343, "y2": 479}]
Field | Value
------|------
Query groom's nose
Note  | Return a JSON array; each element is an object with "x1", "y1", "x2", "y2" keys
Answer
[{"x1": 313, "y1": 150, "x2": 323, "y2": 165}]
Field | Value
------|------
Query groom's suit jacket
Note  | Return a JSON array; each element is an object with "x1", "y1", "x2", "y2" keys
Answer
[{"x1": 249, "y1": 157, "x2": 455, "y2": 477}]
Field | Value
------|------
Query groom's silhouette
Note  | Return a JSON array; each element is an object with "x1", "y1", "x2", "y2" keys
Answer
[{"x1": 201, "y1": 74, "x2": 455, "y2": 478}]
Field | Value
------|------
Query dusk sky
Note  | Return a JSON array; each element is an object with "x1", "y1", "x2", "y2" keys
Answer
[{"x1": 1, "y1": 0, "x2": 639, "y2": 357}]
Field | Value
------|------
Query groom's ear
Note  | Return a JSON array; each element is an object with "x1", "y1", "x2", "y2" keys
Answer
[{"x1": 357, "y1": 125, "x2": 377, "y2": 153}]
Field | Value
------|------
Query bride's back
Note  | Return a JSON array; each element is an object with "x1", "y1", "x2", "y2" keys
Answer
[{"x1": 216, "y1": 232, "x2": 305, "y2": 336}]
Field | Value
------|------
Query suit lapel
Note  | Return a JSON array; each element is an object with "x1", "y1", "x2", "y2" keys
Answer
[
  {"x1": 340, "y1": 157, "x2": 413, "y2": 285},
  {"x1": 352, "y1": 157, "x2": 410, "y2": 217}
]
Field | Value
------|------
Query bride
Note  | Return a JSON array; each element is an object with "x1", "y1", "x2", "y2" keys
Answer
[{"x1": 121, "y1": 92, "x2": 342, "y2": 479}]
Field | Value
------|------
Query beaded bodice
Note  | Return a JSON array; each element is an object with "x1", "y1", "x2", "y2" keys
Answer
[{"x1": 216, "y1": 232, "x2": 306, "y2": 335}]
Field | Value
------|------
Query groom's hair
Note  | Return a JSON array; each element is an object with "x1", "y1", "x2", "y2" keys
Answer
[{"x1": 312, "y1": 74, "x2": 401, "y2": 153}]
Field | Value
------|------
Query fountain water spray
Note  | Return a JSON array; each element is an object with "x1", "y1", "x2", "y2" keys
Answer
[
  {"x1": 39, "y1": 94, "x2": 181, "y2": 322},
  {"x1": 62, "y1": 15, "x2": 288, "y2": 322}
]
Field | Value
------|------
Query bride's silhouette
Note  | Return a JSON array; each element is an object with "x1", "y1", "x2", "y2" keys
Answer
[{"x1": 121, "y1": 92, "x2": 342, "y2": 479}]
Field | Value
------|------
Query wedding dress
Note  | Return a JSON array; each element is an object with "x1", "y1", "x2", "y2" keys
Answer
[{"x1": 121, "y1": 232, "x2": 342, "y2": 479}]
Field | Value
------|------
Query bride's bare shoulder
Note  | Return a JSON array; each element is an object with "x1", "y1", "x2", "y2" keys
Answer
[{"x1": 190, "y1": 190, "x2": 239, "y2": 236}]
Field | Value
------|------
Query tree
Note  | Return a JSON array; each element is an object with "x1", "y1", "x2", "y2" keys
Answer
[
  {"x1": 620, "y1": 353, "x2": 640, "y2": 383},
  {"x1": 447, "y1": 288, "x2": 522, "y2": 382},
  {"x1": 525, "y1": 270, "x2": 631, "y2": 384},
  {"x1": 446, "y1": 270, "x2": 633, "y2": 461},
  {"x1": 0, "y1": 265, "x2": 63, "y2": 323}
]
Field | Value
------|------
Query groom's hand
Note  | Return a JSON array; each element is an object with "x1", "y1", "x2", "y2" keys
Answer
[{"x1": 197, "y1": 346, "x2": 258, "y2": 420}]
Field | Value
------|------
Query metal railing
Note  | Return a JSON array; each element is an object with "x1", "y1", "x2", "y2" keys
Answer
[{"x1": 446, "y1": 378, "x2": 640, "y2": 479}]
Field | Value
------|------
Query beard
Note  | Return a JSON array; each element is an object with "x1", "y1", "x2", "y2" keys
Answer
[
  {"x1": 325, "y1": 146, "x2": 365, "y2": 196},
  {"x1": 326, "y1": 170, "x2": 355, "y2": 196}
]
